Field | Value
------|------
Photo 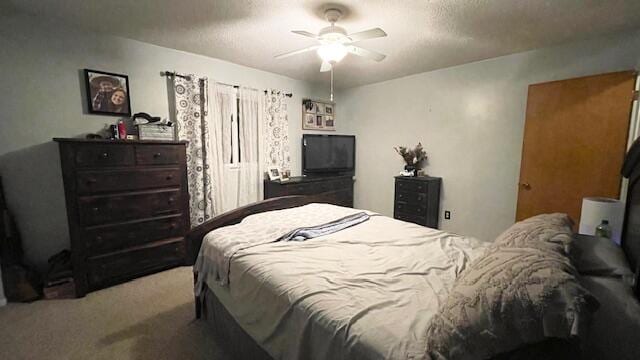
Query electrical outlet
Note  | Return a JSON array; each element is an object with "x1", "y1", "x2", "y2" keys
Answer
[{"x1": 444, "y1": 211, "x2": 451, "y2": 220}]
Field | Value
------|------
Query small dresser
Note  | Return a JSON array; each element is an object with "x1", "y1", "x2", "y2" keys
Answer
[
  {"x1": 393, "y1": 176, "x2": 441, "y2": 228},
  {"x1": 55, "y1": 138, "x2": 190, "y2": 297},
  {"x1": 264, "y1": 175, "x2": 354, "y2": 208}
]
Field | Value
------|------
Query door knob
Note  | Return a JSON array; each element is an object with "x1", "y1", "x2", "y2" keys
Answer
[{"x1": 520, "y1": 183, "x2": 531, "y2": 190}]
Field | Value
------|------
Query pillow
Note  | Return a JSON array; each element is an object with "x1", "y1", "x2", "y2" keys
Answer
[
  {"x1": 422, "y1": 245, "x2": 599, "y2": 360},
  {"x1": 570, "y1": 234, "x2": 633, "y2": 277},
  {"x1": 493, "y1": 213, "x2": 574, "y2": 255}
]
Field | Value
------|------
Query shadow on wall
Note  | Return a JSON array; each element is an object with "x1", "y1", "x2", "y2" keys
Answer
[{"x1": 0, "y1": 141, "x2": 69, "y2": 272}]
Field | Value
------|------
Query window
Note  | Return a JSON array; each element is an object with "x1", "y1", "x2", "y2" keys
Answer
[{"x1": 228, "y1": 95, "x2": 241, "y2": 165}]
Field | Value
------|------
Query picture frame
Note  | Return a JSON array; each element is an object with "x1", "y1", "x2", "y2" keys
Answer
[
  {"x1": 84, "y1": 69, "x2": 132, "y2": 116},
  {"x1": 302, "y1": 99, "x2": 335, "y2": 131},
  {"x1": 280, "y1": 170, "x2": 291, "y2": 182},
  {"x1": 267, "y1": 166, "x2": 281, "y2": 181},
  {"x1": 304, "y1": 113, "x2": 317, "y2": 129}
]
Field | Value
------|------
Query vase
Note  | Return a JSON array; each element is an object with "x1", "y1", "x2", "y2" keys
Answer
[{"x1": 404, "y1": 165, "x2": 417, "y2": 176}]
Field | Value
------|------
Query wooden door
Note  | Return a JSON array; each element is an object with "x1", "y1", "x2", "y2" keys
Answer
[{"x1": 516, "y1": 71, "x2": 637, "y2": 224}]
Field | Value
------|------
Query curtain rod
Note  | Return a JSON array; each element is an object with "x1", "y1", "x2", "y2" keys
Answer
[{"x1": 163, "y1": 71, "x2": 293, "y2": 97}]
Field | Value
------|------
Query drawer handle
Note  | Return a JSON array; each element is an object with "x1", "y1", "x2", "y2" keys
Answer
[
  {"x1": 100, "y1": 152, "x2": 109, "y2": 159},
  {"x1": 166, "y1": 175, "x2": 173, "y2": 180},
  {"x1": 168, "y1": 197, "x2": 175, "y2": 203},
  {"x1": 95, "y1": 235, "x2": 102, "y2": 241},
  {"x1": 154, "y1": 152, "x2": 162, "y2": 158},
  {"x1": 169, "y1": 223, "x2": 177, "y2": 230},
  {"x1": 398, "y1": 194, "x2": 403, "y2": 198},
  {"x1": 92, "y1": 207, "x2": 99, "y2": 212}
]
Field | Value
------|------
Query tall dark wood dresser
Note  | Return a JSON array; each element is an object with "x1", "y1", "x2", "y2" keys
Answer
[
  {"x1": 55, "y1": 138, "x2": 190, "y2": 297},
  {"x1": 393, "y1": 176, "x2": 441, "y2": 228}
]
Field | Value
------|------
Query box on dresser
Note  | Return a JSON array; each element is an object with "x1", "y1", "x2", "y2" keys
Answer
[
  {"x1": 394, "y1": 176, "x2": 441, "y2": 228},
  {"x1": 54, "y1": 138, "x2": 190, "y2": 297}
]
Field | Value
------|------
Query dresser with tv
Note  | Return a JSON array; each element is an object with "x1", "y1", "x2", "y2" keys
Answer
[
  {"x1": 265, "y1": 134, "x2": 355, "y2": 207},
  {"x1": 264, "y1": 175, "x2": 354, "y2": 207}
]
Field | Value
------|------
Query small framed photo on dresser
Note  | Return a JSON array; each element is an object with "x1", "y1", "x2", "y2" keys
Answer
[{"x1": 267, "y1": 167, "x2": 281, "y2": 181}]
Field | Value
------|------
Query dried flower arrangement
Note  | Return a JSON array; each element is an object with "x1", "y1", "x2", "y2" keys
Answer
[{"x1": 394, "y1": 143, "x2": 427, "y2": 175}]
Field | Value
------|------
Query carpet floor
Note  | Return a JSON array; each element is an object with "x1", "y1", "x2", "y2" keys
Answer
[{"x1": 0, "y1": 266, "x2": 230, "y2": 360}]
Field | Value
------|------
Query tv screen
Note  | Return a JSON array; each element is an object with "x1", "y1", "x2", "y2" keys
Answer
[{"x1": 303, "y1": 135, "x2": 355, "y2": 174}]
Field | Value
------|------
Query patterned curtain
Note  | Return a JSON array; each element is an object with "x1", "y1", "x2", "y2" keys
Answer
[
  {"x1": 264, "y1": 89, "x2": 291, "y2": 172},
  {"x1": 173, "y1": 75, "x2": 219, "y2": 226}
]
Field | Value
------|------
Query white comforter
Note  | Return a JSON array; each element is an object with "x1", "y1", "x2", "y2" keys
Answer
[{"x1": 195, "y1": 203, "x2": 488, "y2": 360}]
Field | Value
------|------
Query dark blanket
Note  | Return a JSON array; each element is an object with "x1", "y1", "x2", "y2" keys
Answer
[{"x1": 278, "y1": 212, "x2": 371, "y2": 242}]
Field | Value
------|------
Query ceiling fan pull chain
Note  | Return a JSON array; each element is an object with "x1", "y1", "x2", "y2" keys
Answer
[{"x1": 330, "y1": 67, "x2": 334, "y2": 102}]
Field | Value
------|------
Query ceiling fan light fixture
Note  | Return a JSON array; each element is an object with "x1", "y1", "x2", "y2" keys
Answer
[{"x1": 317, "y1": 43, "x2": 348, "y2": 63}]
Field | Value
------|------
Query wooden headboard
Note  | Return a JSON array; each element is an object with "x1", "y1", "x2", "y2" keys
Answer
[{"x1": 185, "y1": 192, "x2": 343, "y2": 264}]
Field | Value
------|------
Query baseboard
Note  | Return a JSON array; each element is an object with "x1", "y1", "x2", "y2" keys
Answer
[{"x1": 0, "y1": 297, "x2": 6, "y2": 307}]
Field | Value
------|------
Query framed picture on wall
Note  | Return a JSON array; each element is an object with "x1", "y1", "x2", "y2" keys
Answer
[
  {"x1": 304, "y1": 113, "x2": 317, "y2": 129},
  {"x1": 84, "y1": 69, "x2": 132, "y2": 116},
  {"x1": 302, "y1": 99, "x2": 335, "y2": 131}
]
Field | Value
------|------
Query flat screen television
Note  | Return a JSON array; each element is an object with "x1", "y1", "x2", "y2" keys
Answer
[{"x1": 302, "y1": 134, "x2": 355, "y2": 174}]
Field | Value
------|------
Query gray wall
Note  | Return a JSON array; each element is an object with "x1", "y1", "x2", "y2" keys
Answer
[
  {"x1": 0, "y1": 12, "x2": 326, "y2": 270},
  {"x1": 339, "y1": 30, "x2": 640, "y2": 242}
]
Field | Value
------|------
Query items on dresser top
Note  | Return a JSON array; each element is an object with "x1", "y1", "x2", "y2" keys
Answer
[
  {"x1": 54, "y1": 138, "x2": 190, "y2": 297},
  {"x1": 393, "y1": 175, "x2": 441, "y2": 228},
  {"x1": 264, "y1": 175, "x2": 354, "y2": 208}
]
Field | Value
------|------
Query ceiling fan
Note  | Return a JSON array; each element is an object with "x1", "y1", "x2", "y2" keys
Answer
[{"x1": 275, "y1": 8, "x2": 387, "y2": 73}]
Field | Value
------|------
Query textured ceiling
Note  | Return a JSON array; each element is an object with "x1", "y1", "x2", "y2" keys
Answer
[{"x1": 7, "y1": 0, "x2": 640, "y2": 88}]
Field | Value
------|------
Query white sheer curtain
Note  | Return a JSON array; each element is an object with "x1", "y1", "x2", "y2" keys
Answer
[
  {"x1": 208, "y1": 82, "x2": 236, "y2": 215},
  {"x1": 237, "y1": 87, "x2": 264, "y2": 205}
]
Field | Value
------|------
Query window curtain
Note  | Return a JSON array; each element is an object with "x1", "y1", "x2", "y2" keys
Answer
[
  {"x1": 208, "y1": 82, "x2": 236, "y2": 214},
  {"x1": 264, "y1": 89, "x2": 291, "y2": 172},
  {"x1": 173, "y1": 75, "x2": 214, "y2": 225},
  {"x1": 173, "y1": 75, "x2": 226, "y2": 225},
  {"x1": 236, "y1": 87, "x2": 265, "y2": 205}
]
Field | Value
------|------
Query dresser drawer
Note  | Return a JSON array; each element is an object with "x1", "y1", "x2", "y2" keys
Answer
[
  {"x1": 135, "y1": 145, "x2": 181, "y2": 165},
  {"x1": 83, "y1": 215, "x2": 185, "y2": 256},
  {"x1": 77, "y1": 168, "x2": 182, "y2": 194},
  {"x1": 395, "y1": 180, "x2": 428, "y2": 194},
  {"x1": 87, "y1": 239, "x2": 185, "y2": 289},
  {"x1": 74, "y1": 144, "x2": 134, "y2": 167},
  {"x1": 394, "y1": 202, "x2": 427, "y2": 216},
  {"x1": 78, "y1": 189, "x2": 182, "y2": 226},
  {"x1": 395, "y1": 190, "x2": 427, "y2": 205}
]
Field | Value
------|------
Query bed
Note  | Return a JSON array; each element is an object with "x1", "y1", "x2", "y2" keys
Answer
[{"x1": 188, "y1": 166, "x2": 640, "y2": 360}]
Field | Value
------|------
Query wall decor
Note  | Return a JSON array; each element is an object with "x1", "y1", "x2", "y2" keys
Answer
[
  {"x1": 84, "y1": 69, "x2": 131, "y2": 116},
  {"x1": 302, "y1": 99, "x2": 335, "y2": 131}
]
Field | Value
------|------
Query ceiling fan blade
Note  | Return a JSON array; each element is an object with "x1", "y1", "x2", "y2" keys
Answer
[
  {"x1": 320, "y1": 61, "x2": 332, "y2": 72},
  {"x1": 347, "y1": 28, "x2": 387, "y2": 42},
  {"x1": 275, "y1": 45, "x2": 320, "y2": 59},
  {"x1": 346, "y1": 45, "x2": 386, "y2": 62},
  {"x1": 292, "y1": 30, "x2": 318, "y2": 39}
]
